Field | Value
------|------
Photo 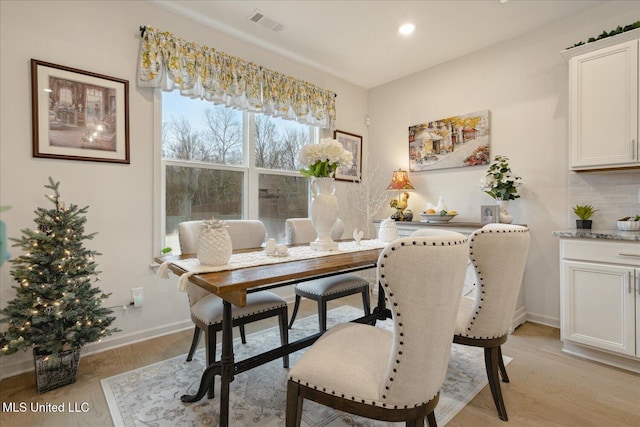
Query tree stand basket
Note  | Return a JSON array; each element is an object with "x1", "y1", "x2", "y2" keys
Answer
[{"x1": 33, "y1": 347, "x2": 81, "y2": 393}]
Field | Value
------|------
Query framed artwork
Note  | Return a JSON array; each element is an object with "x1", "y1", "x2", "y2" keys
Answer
[
  {"x1": 408, "y1": 109, "x2": 490, "y2": 172},
  {"x1": 481, "y1": 205, "x2": 499, "y2": 224},
  {"x1": 333, "y1": 130, "x2": 362, "y2": 182},
  {"x1": 31, "y1": 59, "x2": 130, "y2": 164}
]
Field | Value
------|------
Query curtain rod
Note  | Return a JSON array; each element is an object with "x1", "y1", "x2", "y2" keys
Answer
[{"x1": 137, "y1": 25, "x2": 336, "y2": 98}]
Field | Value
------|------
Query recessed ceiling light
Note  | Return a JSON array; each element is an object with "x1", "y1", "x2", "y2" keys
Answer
[{"x1": 398, "y1": 23, "x2": 415, "y2": 36}]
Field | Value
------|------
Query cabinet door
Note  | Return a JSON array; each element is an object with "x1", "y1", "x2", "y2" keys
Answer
[
  {"x1": 562, "y1": 261, "x2": 635, "y2": 356},
  {"x1": 570, "y1": 39, "x2": 639, "y2": 169},
  {"x1": 636, "y1": 269, "x2": 640, "y2": 357}
]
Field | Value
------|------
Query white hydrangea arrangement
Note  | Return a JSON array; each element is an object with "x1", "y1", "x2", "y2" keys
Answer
[
  {"x1": 479, "y1": 155, "x2": 523, "y2": 200},
  {"x1": 299, "y1": 138, "x2": 353, "y2": 178}
]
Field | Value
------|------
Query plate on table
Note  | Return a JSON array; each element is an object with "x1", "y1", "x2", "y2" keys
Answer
[{"x1": 419, "y1": 213, "x2": 457, "y2": 223}]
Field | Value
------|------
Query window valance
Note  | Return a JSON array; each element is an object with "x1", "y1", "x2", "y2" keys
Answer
[{"x1": 137, "y1": 26, "x2": 336, "y2": 130}]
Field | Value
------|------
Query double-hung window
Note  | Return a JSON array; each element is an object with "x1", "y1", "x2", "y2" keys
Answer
[{"x1": 161, "y1": 91, "x2": 315, "y2": 252}]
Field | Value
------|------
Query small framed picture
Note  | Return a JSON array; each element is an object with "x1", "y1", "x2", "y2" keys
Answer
[
  {"x1": 31, "y1": 59, "x2": 130, "y2": 164},
  {"x1": 481, "y1": 205, "x2": 499, "y2": 224},
  {"x1": 333, "y1": 130, "x2": 362, "y2": 182}
]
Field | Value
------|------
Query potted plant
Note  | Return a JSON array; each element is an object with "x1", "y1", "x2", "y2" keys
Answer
[
  {"x1": 617, "y1": 215, "x2": 640, "y2": 231},
  {"x1": 573, "y1": 204, "x2": 598, "y2": 229},
  {"x1": 0, "y1": 178, "x2": 119, "y2": 393}
]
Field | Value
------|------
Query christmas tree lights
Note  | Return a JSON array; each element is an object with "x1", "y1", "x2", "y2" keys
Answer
[{"x1": 0, "y1": 177, "x2": 119, "y2": 357}]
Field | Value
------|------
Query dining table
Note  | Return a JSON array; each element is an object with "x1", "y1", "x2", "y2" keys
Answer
[{"x1": 156, "y1": 239, "x2": 390, "y2": 427}]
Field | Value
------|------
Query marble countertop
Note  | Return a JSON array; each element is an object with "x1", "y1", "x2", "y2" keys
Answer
[{"x1": 552, "y1": 229, "x2": 640, "y2": 241}]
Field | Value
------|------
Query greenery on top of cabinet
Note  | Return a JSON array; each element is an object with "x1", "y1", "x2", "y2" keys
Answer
[{"x1": 567, "y1": 21, "x2": 640, "y2": 50}]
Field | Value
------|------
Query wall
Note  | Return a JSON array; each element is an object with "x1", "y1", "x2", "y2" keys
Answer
[
  {"x1": 0, "y1": 0, "x2": 368, "y2": 378},
  {"x1": 367, "y1": 1, "x2": 640, "y2": 327}
]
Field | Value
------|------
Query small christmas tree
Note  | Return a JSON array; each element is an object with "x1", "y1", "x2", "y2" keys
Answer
[{"x1": 0, "y1": 178, "x2": 119, "y2": 358}]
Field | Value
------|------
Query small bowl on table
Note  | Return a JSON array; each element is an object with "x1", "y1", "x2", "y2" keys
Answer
[
  {"x1": 617, "y1": 221, "x2": 640, "y2": 231},
  {"x1": 420, "y1": 213, "x2": 457, "y2": 223}
]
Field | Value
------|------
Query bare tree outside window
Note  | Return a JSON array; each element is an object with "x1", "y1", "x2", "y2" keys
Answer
[{"x1": 161, "y1": 91, "x2": 312, "y2": 249}]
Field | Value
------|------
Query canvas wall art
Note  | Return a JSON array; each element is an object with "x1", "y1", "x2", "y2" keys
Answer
[{"x1": 408, "y1": 110, "x2": 490, "y2": 172}]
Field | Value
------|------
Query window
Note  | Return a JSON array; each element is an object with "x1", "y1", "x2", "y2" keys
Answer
[{"x1": 161, "y1": 91, "x2": 314, "y2": 252}]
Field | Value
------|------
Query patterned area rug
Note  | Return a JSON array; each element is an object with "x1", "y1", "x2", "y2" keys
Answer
[{"x1": 101, "y1": 306, "x2": 510, "y2": 426}]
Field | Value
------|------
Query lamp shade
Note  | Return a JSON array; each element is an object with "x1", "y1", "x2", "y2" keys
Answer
[{"x1": 386, "y1": 169, "x2": 415, "y2": 191}]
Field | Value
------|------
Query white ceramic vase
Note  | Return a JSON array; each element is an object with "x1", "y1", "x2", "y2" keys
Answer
[
  {"x1": 378, "y1": 219, "x2": 398, "y2": 243},
  {"x1": 497, "y1": 199, "x2": 514, "y2": 224},
  {"x1": 310, "y1": 177, "x2": 338, "y2": 251}
]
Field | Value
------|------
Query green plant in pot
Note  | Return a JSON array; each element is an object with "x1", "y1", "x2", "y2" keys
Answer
[
  {"x1": 0, "y1": 178, "x2": 119, "y2": 393},
  {"x1": 573, "y1": 204, "x2": 598, "y2": 229}
]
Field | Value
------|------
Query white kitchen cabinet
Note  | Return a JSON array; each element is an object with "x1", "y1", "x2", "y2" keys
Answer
[
  {"x1": 559, "y1": 238, "x2": 640, "y2": 372},
  {"x1": 564, "y1": 33, "x2": 640, "y2": 170}
]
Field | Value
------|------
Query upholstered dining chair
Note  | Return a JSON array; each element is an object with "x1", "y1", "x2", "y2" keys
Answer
[
  {"x1": 178, "y1": 220, "x2": 289, "y2": 397},
  {"x1": 285, "y1": 217, "x2": 370, "y2": 331},
  {"x1": 453, "y1": 223, "x2": 530, "y2": 421},
  {"x1": 286, "y1": 232, "x2": 469, "y2": 427}
]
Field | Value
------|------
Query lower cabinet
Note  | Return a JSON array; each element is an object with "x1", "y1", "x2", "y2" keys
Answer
[{"x1": 560, "y1": 239, "x2": 640, "y2": 372}]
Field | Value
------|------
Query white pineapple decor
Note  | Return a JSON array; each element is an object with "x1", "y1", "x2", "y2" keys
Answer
[{"x1": 197, "y1": 217, "x2": 232, "y2": 266}]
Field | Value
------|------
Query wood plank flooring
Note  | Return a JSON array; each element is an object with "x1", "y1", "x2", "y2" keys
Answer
[{"x1": 1, "y1": 295, "x2": 639, "y2": 427}]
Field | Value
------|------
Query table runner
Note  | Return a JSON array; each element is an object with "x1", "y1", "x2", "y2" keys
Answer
[{"x1": 158, "y1": 239, "x2": 387, "y2": 291}]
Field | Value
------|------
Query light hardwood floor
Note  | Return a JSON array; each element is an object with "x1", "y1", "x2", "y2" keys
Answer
[{"x1": 1, "y1": 295, "x2": 639, "y2": 427}]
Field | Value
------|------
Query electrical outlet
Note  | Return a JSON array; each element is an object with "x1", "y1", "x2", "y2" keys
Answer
[{"x1": 131, "y1": 287, "x2": 143, "y2": 308}]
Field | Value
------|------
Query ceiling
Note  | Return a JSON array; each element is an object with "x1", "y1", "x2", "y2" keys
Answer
[{"x1": 151, "y1": 0, "x2": 607, "y2": 89}]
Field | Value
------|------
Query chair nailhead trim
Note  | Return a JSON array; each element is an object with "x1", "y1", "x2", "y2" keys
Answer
[{"x1": 376, "y1": 237, "x2": 467, "y2": 405}]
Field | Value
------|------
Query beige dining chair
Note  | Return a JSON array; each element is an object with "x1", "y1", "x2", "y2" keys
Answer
[
  {"x1": 178, "y1": 219, "x2": 289, "y2": 397},
  {"x1": 453, "y1": 223, "x2": 530, "y2": 421},
  {"x1": 285, "y1": 218, "x2": 370, "y2": 331},
  {"x1": 286, "y1": 232, "x2": 469, "y2": 427}
]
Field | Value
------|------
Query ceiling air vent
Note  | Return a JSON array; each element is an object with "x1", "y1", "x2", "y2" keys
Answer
[{"x1": 247, "y1": 9, "x2": 285, "y2": 32}]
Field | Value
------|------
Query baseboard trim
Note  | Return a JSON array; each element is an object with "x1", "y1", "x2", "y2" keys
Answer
[
  {"x1": 525, "y1": 312, "x2": 560, "y2": 329},
  {"x1": 562, "y1": 341, "x2": 640, "y2": 374},
  {"x1": 0, "y1": 320, "x2": 193, "y2": 381}
]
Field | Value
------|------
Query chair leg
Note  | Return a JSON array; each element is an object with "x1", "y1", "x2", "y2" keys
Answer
[
  {"x1": 239, "y1": 324, "x2": 247, "y2": 344},
  {"x1": 279, "y1": 307, "x2": 290, "y2": 368},
  {"x1": 484, "y1": 346, "x2": 508, "y2": 421},
  {"x1": 288, "y1": 295, "x2": 302, "y2": 329},
  {"x1": 318, "y1": 299, "x2": 327, "y2": 332},
  {"x1": 361, "y1": 287, "x2": 371, "y2": 316},
  {"x1": 186, "y1": 326, "x2": 202, "y2": 362},
  {"x1": 286, "y1": 381, "x2": 304, "y2": 427},
  {"x1": 426, "y1": 411, "x2": 437, "y2": 427},
  {"x1": 498, "y1": 346, "x2": 510, "y2": 383}
]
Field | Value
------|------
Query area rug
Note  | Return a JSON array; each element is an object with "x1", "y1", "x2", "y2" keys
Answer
[{"x1": 101, "y1": 306, "x2": 511, "y2": 426}]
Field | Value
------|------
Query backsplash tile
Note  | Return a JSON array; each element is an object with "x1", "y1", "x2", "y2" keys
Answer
[{"x1": 569, "y1": 169, "x2": 640, "y2": 229}]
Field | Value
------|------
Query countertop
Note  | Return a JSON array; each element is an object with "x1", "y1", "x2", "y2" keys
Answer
[{"x1": 552, "y1": 229, "x2": 640, "y2": 241}]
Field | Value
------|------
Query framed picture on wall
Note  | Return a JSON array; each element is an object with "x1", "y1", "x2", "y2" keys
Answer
[
  {"x1": 31, "y1": 59, "x2": 130, "y2": 164},
  {"x1": 481, "y1": 205, "x2": 499, "y2": 224},
  {"x1": 408, "y1": 109, "x2": 490, "y2": 172},
  {"x1": 333, "y1": 130, "x2": 362, "y2": 182}
]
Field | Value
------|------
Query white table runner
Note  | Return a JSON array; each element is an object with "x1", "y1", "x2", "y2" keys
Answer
[{"x1": 158, "y1": 239, "x2": 387, "y2": 292}]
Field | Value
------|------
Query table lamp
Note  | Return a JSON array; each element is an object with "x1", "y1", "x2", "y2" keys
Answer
[{"x1": 386, "y1": 169, "x2": 415, "y2": 221}]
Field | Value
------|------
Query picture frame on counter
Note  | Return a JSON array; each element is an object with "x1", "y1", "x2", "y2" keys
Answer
[{"x1": 481, "y1": 205, "x2": 499, "y2": 224}]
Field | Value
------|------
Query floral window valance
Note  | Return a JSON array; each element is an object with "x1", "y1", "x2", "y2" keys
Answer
[{"x1": 137, "y1": 26, "x2": 336, "y2": 130}]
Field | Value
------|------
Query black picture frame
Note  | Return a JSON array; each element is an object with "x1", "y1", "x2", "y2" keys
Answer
[
  {"x1": 31, "y1": 59, "x2": 130, "y2": 164},
  {"x1": 333, "y1": 130, "x2": 362, "y2": 182}
]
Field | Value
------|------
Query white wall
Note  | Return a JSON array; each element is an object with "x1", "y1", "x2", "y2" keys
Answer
[
  {"x1": 367, "y1": 1, "x2": 640, "y2": 327},
  {"x1": 0, "y1": 0, "x2": 367, "y2": 378}
]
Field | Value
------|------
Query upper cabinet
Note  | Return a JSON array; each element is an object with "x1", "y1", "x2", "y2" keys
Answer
[{"x1": 563, "y1": 31, "x2": 640, "y2": 170}]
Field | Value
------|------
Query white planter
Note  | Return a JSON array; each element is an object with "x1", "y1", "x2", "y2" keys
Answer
[{"x1": 310, "y1": 177, "x2": 338, "y2": 251}]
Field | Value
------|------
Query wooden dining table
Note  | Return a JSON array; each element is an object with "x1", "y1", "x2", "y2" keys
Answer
[{"x1": 157, "y1": 242, "x2": 389, "y2": 427}]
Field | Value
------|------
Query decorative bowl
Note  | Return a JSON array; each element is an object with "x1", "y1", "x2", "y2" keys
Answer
[
  {"x1": 617, "y1": 220, "x2": 640, "y2": 231},
  {"x1": 420, "y1": 213, "x2": 457, "y2": 223}
]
